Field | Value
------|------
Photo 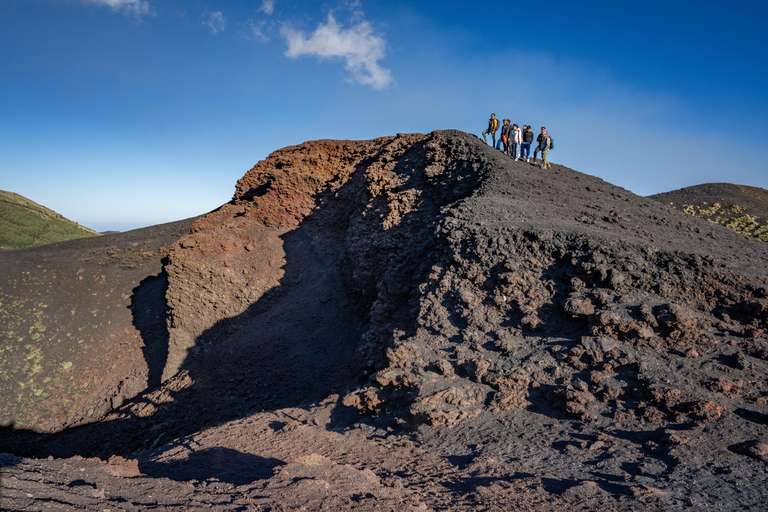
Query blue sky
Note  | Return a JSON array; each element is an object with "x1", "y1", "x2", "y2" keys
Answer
[{"x1": 1, "y1": 0, "x2": 766, "y2": 232}]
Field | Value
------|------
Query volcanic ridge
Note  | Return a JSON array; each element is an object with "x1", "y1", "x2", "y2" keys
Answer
[{"x1": 2, "y1": 130, "x2": 768, "y2": 511}]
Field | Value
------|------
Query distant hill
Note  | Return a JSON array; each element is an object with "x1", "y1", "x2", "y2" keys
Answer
[
  {"x1": 649, "y1": 183, "x2": 768, "y2": 242},
  {"x1": 0, "y1": 190, "x2": 99, "y2": 250}
]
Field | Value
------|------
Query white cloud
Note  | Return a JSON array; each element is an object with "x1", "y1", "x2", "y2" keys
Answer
[
  {"x1": 281, "y1": 14, "x2": 392, "y2": 90},
  {"x1": 80, "y1": 0, "x2": 151, "y2": 19},
  {"x1": 202, "y1": 11, "x2": 226, "y2": 35},
  {"x1": 258, "y1": 0, "x2": 275, "y2": 16}
]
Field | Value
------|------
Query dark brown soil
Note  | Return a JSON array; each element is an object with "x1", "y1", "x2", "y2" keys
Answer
[
  {"x1": 650, "y1": 183, "x2": 768, "y2": 243},
  {"x1": 2, "y1": 131, "x2": 768, "y2": 511},
  {"x1": 0, "y1": 218, "x2": 197, "y2": 432}
]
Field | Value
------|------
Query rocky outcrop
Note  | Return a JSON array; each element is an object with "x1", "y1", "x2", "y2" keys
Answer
[
  {"x1": 161, "y1": 131, "x2": 491, "y2": 381},
  {"x1": 159, "y1": 130, "x2": 768, "y2": 446}
]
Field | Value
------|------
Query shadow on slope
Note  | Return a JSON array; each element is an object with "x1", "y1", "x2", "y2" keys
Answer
[
  {"x1": 131, "y1": 273, "x2": 170, "y2": 390},
  {"x1": 140, "y1": 447, "x2": 284, "y2": 485},
  {"x1": 0, "y1": 218, "x2": 197, "y2": 432},
  {"x1": 0, "y1": 186, "x2": 369, "y2": 458}
]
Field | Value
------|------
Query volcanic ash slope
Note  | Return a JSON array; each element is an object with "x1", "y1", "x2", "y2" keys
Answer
[
  {"x1": 157, "y1": 130, "x2": 768, "y2": 507},
  {"x1": 5, "y1": 130, "x2": 768, "y2": 511}
]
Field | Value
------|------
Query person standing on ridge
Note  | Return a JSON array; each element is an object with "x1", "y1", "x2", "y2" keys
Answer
[
  {"x1": 511, "y1": 123, "x2": 523, "y2": 161},
  {"x1": 522, "y1": 125, "x2": 533, "y2": 162},
  {"x1": 533, "y1": 127, "x2": 544, "y2": 163},
  {"x1": 500, "y1": 119, "x2": 512, "y2": 155},
  {"x1": 495, "y1": 124, "x2": 505, "y2": 150},
  {"x1": 538, "y1": 127, "x2": 553, "y2": 169},
  {"x1": 482, "y1": 113, "x2": 499, "y2": 147}
]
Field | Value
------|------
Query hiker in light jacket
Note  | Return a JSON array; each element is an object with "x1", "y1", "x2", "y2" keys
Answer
[{"x1": 511, "y1": 124, "x2": 523, "y2": 161}]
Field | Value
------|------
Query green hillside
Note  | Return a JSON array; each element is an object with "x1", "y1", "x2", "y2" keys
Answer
[{"x1": 0, "y1": 190, "x2": 99, "y2": 250}]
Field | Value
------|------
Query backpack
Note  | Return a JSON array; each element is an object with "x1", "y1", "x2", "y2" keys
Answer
[{"x1": 549, "y1": 137, "x2": 554, "y2": 150}]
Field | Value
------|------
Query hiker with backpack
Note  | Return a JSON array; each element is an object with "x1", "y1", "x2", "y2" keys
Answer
[
  {"x1": 538, "y1": 127, "x2": 553, "y2": 169},
  {"x1": 482, "y1": 113, "x2": 500, "y2": 147},
  {"x1": 522, "y1": 125, "x2": 533, "y2": 162},
  {"x1": 500, "y1": 119, "x2": 512, "y2": 155}
]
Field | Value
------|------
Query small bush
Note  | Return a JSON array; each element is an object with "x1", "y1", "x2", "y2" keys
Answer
[{"x1": 679, "y1": 202, "x2": 767, "y2": 244}]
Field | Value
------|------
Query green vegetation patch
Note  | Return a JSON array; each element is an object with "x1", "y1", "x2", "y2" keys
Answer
[
  {"x1": 0, "y1": 292, "x2": 82, "y2": 429},
  {"x1": 677, "y1": 202, "x2": 768, "y2": 242},
  {"x1": 0, "y1": 191, "x2": 99, "y2": 250}
]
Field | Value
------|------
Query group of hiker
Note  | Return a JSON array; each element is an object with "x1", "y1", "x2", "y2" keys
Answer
[{"x1": 482, "y1": 113, "x2": 553, "y2": 169}]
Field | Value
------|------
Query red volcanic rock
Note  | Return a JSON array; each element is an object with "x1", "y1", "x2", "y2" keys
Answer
[
  {"x1": 708, "y1": 378, "x2": 743, "y2": 396},
  {"x1": 732, "y1": 440, "x2": 768, "y2": 460}
]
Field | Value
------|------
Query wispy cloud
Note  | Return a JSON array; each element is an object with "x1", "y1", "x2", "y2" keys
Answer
[
  {"x1": 202, "y1": 11, "x2": 226, "y2": 35},
  {"x1": 241, "y1": 19, "x2": 270, "y2": 42},
  {"x1": 80, "y1": 0, "x2": 152, "y2": 19},
  {"x1": 258, "y1": 0, "x2": 275, "y2": 16},
  {"x1": 281, "y1": 14, "x2": 392, "y2": 90}
]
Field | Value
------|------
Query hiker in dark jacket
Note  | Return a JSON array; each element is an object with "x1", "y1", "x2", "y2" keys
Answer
[
  {"x1": 500, "y1": 119, "x2": 512, "y2": 154},
  {"x1": 533, "y1": 129, "x2": 544, "y2": 162},
  {"x1": 522, "y1": 125, "x2": 533, "y2": 162},
  {"x1": 482, "y1": 113, "x2": 499, "y2": 147}
]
